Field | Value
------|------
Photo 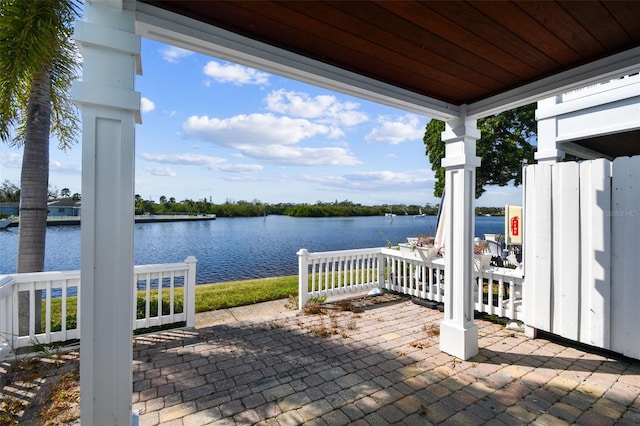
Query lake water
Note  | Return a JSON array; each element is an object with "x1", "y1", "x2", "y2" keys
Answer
[{"x1": 0, "y1": 215, "x2": 504, "y2": 284}]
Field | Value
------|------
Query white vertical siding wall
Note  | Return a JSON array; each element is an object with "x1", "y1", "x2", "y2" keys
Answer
[{"x1": 524, "y1": 155, "x2": 640, "y2": 359}]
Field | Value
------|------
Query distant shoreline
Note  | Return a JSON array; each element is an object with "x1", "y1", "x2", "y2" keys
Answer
[{"x1": 1, "y1": 214, "x2": 217, "y2": 228}]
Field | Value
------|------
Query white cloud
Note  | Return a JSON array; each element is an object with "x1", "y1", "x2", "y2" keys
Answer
[
  {"x1": 238, "y1": 145, "x2": 360, "y2": 166},
  {"x1": 265, "y1": 89, "x2": 368, "y2": 127},
  {"x1": 141, "y1": 97, "x2": 156, "y2": 113},
  {"x1": 140, "y1": 152, "x2": 263, "y2": 173},
  {"x1": 0, "y1": 151, "x2": 21, "y2": 168},
  {"x1": 299, "y1": 169, "x2": 434, "y2": 192},
  {"x1": 343, "y1": 170, "x2": 433, "y2": 187},
  {"x1": 146, "y1": 166, "x2": 176, "y2": 177},
  {"x1": 183, "y1": 113, "x2": 331, "y2": 146},
  {"x1": 365, "y1": 114, "x2": 425, "y2": 144},
  {"x1": 182, "y1": 113, "x2": 359, "y2": 166},
  {"x1": 160, "y1": 46, "x2": 193, "y2": 63},
  {"x1": 203, "y1": 61, "x2": 270, "y2": 85},
  {"x1": 50, "y1": 160, "x2": 81, "y2": 175}
]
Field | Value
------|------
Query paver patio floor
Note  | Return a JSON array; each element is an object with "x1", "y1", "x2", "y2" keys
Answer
[{"x1": 129, "y1": 294, "x2": 640, "y2": 425}]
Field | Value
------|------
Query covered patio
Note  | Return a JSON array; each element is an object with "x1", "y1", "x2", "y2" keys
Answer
[
  {"x1": 5, "y1": 294, "x2": 640, "y2": 425},
  {"x1": 74, "y1": 1, "x2": 640, "y2": 423}
]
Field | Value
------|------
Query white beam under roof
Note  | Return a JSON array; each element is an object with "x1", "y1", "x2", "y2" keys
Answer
[
  {"x1": 134, "y1": 1, "x2": 459, "y2": 121},
  {"x1": 467, "y1": 48, "x2": 640, "y2": 119}
]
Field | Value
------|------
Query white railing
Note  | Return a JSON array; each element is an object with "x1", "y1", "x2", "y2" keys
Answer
[
  {"x1": 298, "y1": 247, "x2": 523, "y2": 321},
  {"x1": 473, "y1": 266, "x2": 524, "y2": 321},
  {"x1": 297, "y1": 248, "x2": 385, "y2": 308},
  {"x1": 0, "y1": 256, "x2": 196, "y2": 358}
]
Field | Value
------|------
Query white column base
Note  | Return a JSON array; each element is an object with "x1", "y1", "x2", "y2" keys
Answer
[
  {"x1": 440, "y1": 320, "x2": 478, "y2": 360},
  {"x1": 524, "y1": 324, "x2": 538, "y2": 339}
]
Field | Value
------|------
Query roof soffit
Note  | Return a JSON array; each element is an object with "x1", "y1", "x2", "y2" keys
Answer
[{"x1": 134, "y1": 0, "x2": 640, "y2": 121}]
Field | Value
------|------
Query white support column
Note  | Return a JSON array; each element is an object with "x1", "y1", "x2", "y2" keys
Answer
[
  {"x1": 535, "y1": 98, "x2": 565, "y2": 164},
  {"x1": 73, "y1": 1, "x2": 141, "y2": 424},
  {"x1": 439, "y1": 107, "x2": 481, "y2": 360}
]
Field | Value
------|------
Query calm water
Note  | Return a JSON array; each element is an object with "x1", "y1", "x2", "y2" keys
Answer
[{"x1": 0, "y1": 215, "x2": 503, "y2": 284}]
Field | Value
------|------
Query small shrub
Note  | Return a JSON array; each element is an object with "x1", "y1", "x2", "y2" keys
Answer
[
  {"x1": 426, "y1": 325, "x2": 440, "y2": 337},
  {"x1": 334, "y1": 300, "x2": 362, "y2": 313},
  {"x1": 312, "y1": 326, "x2": 332, "y2": 337},
  {"x1": 39, "y1": 369, "x2": 80, "y2": 424},
  {"x1": 284, "y1": 294, "x2": 298, "y2": 310},
  {"x1": 0, "y1": 397, "x2": 25, "y2": 424},
  {"x1": 302, "y1": 297, "x2": 327, "y2": 315}
]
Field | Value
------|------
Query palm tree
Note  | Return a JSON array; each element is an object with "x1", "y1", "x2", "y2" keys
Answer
[
  {"x1": 0, "y1": 0, "x2": 80, "y2": 332},
  {"x1": 0, "y1": 0, "x2": 80, "y2": 271}
]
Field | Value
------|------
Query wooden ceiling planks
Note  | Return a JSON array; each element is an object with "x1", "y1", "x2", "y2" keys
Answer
[{"x1": 138, "y1": 0, "x2": 640, "y2": 107}]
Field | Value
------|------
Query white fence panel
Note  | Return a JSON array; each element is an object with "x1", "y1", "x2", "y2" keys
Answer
[
  {"x1": 611, "y1": 156, "x2": 640, "y2": 359},
  {"x1": 523, "y1": 164, "x2": 553, "y2": 330},
  {"x1": 579, "y1": 159, "x2": 611, "y2": 349},
  {"x1": 524, "y1": 155, "x2": 640, "y2": 360},
  {"x1": 551, "y1": 162, "x2": 581, "y2": 340}
]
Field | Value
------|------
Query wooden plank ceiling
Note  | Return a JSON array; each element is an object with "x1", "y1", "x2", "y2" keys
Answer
[{"x1": 138, "y1": 0, "x2": 640, "y2": 157}]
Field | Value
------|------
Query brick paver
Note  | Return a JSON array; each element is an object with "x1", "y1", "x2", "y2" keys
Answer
[
  {"x1": 128, "y1": 294, "x2": 640, "y2": 424},
  {"x1": 6, "y1": 293, "x2": 638, "y2": 425}
]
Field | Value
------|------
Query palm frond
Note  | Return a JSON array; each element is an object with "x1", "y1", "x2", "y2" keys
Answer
[{"x1": 0, "y1": 0, "x2": 81, "y2": 147}]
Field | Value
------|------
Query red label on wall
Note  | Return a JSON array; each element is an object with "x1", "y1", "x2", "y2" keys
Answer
[{"x1": 511, "y1": 216, "x2": 519, "y2": 236}]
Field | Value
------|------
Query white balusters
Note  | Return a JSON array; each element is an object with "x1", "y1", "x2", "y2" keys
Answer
[{"x1": 0, "y1": 257, "x2": 197, "y2": 358}]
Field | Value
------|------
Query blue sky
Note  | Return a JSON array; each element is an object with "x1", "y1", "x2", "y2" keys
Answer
[{"x1": 0, "y1": 38, "x2": 524, "y2": 207}]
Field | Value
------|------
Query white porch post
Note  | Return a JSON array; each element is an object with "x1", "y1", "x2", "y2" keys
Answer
[
  {"x1": 73, "y1": 1, "x2": 141, "y2": 424},
  {"x1": 534, "y1": 98, "x2": 565, "y2": 164},
  {"x1": 439, "y1": 108, "x2": 481, "y2": 360}
]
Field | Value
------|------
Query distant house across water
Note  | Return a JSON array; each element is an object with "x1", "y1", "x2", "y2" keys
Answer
[
  {"x1": 0, "y1": 202, "x2": 19, "y2": 217},
  {"x1": 47, "y1": 200, "x2": 81, "y2": 217}
]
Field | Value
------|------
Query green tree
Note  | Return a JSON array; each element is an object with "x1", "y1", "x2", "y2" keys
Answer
[
  {"x1": 0, "y1": 0, "x2": 80, "y2": 273},
  {"x1": 423, "y1": 104, "x2": 536, "y2": 198},
  {"x1": 60, "y1": 187, "x2": 70, "y2": 198},
  {"x1": 0, "y1": 180, "x2": 20, "y2": 202}
]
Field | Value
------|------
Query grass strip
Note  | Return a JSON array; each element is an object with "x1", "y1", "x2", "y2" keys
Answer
[{"x1": 195, "y1": 276, "x2": 298, "y2": 312}]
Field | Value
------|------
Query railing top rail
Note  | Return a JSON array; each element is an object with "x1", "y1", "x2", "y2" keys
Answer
[
  {"x1": 0, "y1": 275, "x2": 12, "y2": 288},
  {"x1": 0, "y1": 275, "x2": 13, "y2": 299},
  {"x1": 303, "y1": 247, "x2": 384, "y2": 259},
  {"x1": 479, "y1": 266, "x2": 524, "y2": 279},
  {"x1": 7, "y1": 270, "x2": 81, "y2": 282},
  {"x1": 133, "y1": 262, "x2": 191, "y2": 273},
  {"x1": 5, "y1": 260, "x2": 194, "y2": 284}
]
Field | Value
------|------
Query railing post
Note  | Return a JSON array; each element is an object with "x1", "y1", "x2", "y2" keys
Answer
[
  {"x1": 0, "y1": 276, "x2": 14, "y2": 358},
  {"x1": 185, "y1": 256, "x2": 197, "y2": 328},
  {"x1": 297, "y1": 249, "x2": 309, "y2": 309},
  {"x1": 377, "y1": 250, "x2": 386, "y2": 290}
]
